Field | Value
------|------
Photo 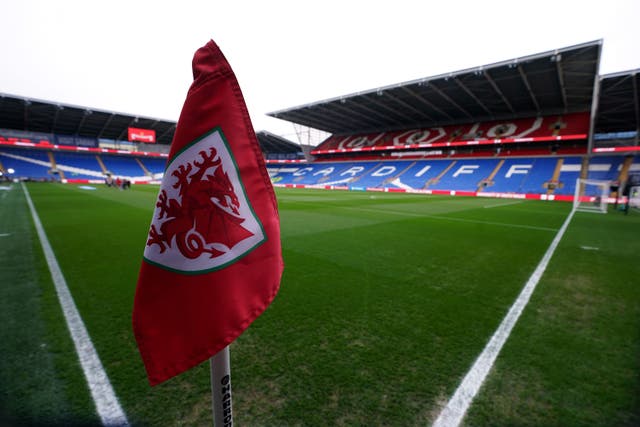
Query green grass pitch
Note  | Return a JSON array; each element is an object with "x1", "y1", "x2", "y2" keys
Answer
[{"x1": 1, "y1": 183, "x2": 638, "y2": 426}]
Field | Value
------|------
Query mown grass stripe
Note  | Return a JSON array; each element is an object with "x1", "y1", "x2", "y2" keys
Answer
[
  {"x1": 433, "y1": 208, "x2": 576, "y2": 427},
  {"x1": 482, "y1": 200, "x2": 524, "y2": 209},
  {"x1": 21, "y1": 183, "x2": 129, "y2": 427},
  {"x1": 341, "y1": 205, "x2": 558, "y2": 232}
]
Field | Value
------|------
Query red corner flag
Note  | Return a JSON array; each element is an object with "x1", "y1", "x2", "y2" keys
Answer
[{"x1": 133, "y1": 40, "x2": 283, "y2": 386}]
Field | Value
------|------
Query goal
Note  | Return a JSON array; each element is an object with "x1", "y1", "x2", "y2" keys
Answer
[
  {"x1": 573, "y1": 178, "x2": 611, "y2": 214},
  {"x1": 629, "y1": 185, "x2": 640, "y2": 209}
]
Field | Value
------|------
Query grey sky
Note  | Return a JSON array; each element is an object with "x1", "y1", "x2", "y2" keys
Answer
[{"x1": 2, "y1": 0, "x2": 639, "y2": 142}]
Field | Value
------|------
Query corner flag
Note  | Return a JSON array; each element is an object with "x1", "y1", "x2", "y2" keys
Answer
[{"x1": 133, "y1": 40, "x2": 283, "y2": 386}]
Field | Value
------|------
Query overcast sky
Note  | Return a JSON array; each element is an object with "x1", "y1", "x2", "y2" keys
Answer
[{"x1": 2, "y1": 0, "x2": 639, "y2": 143}]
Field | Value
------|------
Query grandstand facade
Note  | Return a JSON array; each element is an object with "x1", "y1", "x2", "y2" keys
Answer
[
  {"x1": 267, "y1": 40, "x2": 639, "y2": 201},
  {"x1": 1, "y1": 39, "x2": 638, "y2": 200}
]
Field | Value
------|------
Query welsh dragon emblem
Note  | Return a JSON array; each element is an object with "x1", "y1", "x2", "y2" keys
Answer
[{"x1": 144, "y1": 129, "x2": 264, "y2": 272}]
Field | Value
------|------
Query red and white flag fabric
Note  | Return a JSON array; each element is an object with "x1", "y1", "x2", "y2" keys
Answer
[{"x1": 133, "y1": 40, "x2": 283, "y2": 386}]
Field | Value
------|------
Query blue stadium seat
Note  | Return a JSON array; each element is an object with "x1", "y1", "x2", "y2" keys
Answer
[
  {"x1": 554, "y1": 156, "x2": 584, "y2": 195},
  {"x1": 139, "y1": 157, "x2": 167, "y2": 175},
  {"x1": 354, "y1": 161, "x2": 415, "y2": 188},
  {"x1": 100, "y1": 155, "x2": 146, "y2": 178},
  {"x1": 391, "y1": 160, "x2": 454, "y2": 190},
  {"x1": 53, "y1": 151, "x2": 104, "y2": 179},
  {"x1": 587, "y1": 156, "x2": 625, "y2": 181},
  {"x1": 430, "y1": 159, "x2": 500, "y2": 191},
  {"x1": 0, "y1": 147, "x2": 55, "y2": 180}
]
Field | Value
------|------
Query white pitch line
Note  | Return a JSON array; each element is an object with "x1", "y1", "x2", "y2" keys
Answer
[
  {"x1": 21, "y1": 183, "x2": 129, "y2": 427},
  {"x1": 482, "y1": 200, "x2": 523, "y2": 209},
  {"x1": 342, "y1": 205, "x2": 557, "y2": 232},
  {"x1": 0, "y1": 185, "x2": 11, "y2": 200},
  {"x1": 432, "y1": 208, "x2": 576, "y2": 427}
]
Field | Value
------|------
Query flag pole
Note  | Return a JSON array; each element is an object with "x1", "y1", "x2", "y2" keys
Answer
[{"x1": 210, "y1": 345, "x2": 233, "y2": 426}]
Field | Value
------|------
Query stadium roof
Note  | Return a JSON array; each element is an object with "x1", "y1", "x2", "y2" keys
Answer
[
  {"x1": 5, "y1": 39, "x2": 636, "y2": 150},
  {"x1": 255, "y1": 130, "x2": 303, "y2": 153},
  {"x1": 268, "y1": 40, "x2": 602, "y2": 135},
  {"x1": 0, "y1": 93, "x2": 302, "y2": 153},
  {"x1": 0, "y1": 93, "x2": 177, "y2": 144},
  {"x1": 595, "y1": 69, "x2": 639, "y2": 134}
]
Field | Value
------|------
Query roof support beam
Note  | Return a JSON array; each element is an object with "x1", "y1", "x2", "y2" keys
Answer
[
  {"x1": 383, "y1": 91, "x2": 437, "y2": 123},
  {"x1": 23, "y1": 100, "x2": 30, "y2": 130},
  {"x1": 517, "y1": 65, "x2": 540, "y2": 112},
  {"x1": 453, "y1": 78, "x2": 493, "y2": 116},
  {"x1": 483, "y1": 71, "x2": 515, "y2": 113},
  {"x1": 633, "y1": 73, "x2": 639, "y2": 144},
  {"x1": 51, "y1": 105, "x2": 63, "y2": 133},
  {"x1": 555, "y1": 56, "x2": 568, "y2": 111},
  {"x1": 329, "y1": 102, "x2": 386, "y2": 130},
  {"x1": 361, "y1": 94, "x2": 413, "y2": 126},
  {"x1": 306, "y1": 105, "x2": 363, "y2": 130},
  {"x1": 400, "y1": 85, "x2": 454, "y2": 121},
  {"x1": 563, "y1": 59, "x2": 599, "y2": 67},
  {"x1": 118, "y1": 117, "x2": 138, "y2": 141},
  {"x1": 75, "y1": 110, "x2": 92, "y2": 135},
  {"x1": 563, "y1": 70, "x2": 600, "y2": 78},
  {"x1": 98, "y1": 113, "x2": 116, "y2": 138},
  {"x1": 428, "y1": 82, "x2": 474, "y2": 119},
  {"x1": 287, "y1": 106, "x2": 361, "y2": 133},
  {"x1": 271, "y1": 139, "x2": 287, "y2": 151},
  {"x1": 271, "y1": 138, "x2": 298, "y2": 153},
  {"x1": 347, "y1": 98, "x2": 406, "y2": 127},
  {"x1": 157, "y1": 124, "x2": 176, "y2": 142},
  {"x1": 586, "y1": 48, "x2": 602, "y2": 156},
  {"x1": 601, "y1": 75, "x2": 632, "y2": 95}
]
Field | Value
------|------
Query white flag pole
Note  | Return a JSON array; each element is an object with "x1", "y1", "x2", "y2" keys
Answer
[{"x1": 210, "y1": 345, "x2": 233, "y2": 426}]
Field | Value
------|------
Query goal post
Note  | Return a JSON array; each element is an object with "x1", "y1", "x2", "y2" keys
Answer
[
  {"x1": 573, "y1": 178, "x2": 611, "y2": 214},
  {"x1": 629, "y1": 185, "x2": 640, "y2": 209}
]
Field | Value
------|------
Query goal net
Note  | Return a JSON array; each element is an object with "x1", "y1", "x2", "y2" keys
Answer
[
  {"x1": 573, "y1": 178, "x2": 611, "y2": 214},
  {"x1": 629, "y1": 185, "x2": 640, "y2": 209}
]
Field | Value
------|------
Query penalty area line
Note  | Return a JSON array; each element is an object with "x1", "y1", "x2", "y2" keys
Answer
[
  {"x1": 22, "y1": 183, "x2": 129, "y2": 427},
  {"x1": 482, "y1": 200, "x2": 524, "y2": 209},
  {"x1": 342, "y1": 205, "x2": 556, "y2": 232},
  {"x1": 432, "y1": 208, "x2": 576, "y2": 427}
]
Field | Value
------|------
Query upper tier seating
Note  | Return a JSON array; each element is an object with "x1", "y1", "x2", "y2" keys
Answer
[{"x1": 313, "y1": 113, "x2": 590, "y2": 155}]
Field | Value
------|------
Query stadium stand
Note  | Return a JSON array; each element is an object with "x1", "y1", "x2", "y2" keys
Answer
[
  {"x1": 429, "y1": 159, "x2": 500, "y2": 192},
  {"x1": 1, "y1": 40, "x2": 638, "y2": 206},
  {"x1": 311, "y1": 113, "x2": 589, "y2": 156},
  {"x1": 52, "y1": 151, "x2": 105, "y2": 180},
  {"x1": 354, "y1": 161, "x2": 416, "y2": 189},
  {"x1": 268, "y1": 154, "x2": 638, "y2": 197},
  {"x1": 390, "y1": 161, "x2": 453, "y2": 190},
  {"x1": 586, "y1": 156, "x2": 626, "y2": 181},
  {"x1": 514, "y1": 157, "x2": 559, "y2": 194},
  {"x1": 139, "y1": 157, "x2": 167, "y2": 176},
  {"x1": 0, "y1": 147, "x2": 55, "y2": 180},
  {"x1": 100, "y1": 155, "x2": 147, "y2": 179},
  {"x1": 256, "y1": 131, "x2": 305, "y2": 161}
]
